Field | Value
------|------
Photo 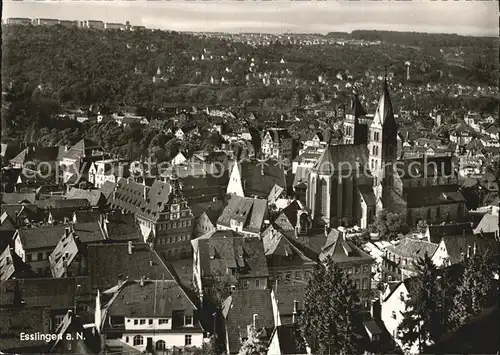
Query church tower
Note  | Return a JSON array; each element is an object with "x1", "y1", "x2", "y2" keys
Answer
[
  {"x1": 343, "y1": 90, "x2": 368, "y2": 145},
  {"x1": 369, "y1": 77, "x2": 398, "y2": 210}
]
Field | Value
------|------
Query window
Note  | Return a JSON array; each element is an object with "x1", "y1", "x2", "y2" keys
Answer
[
  {"x1": 158, "y1": 319, "x2": 169, "y2": 325},
  {"x1": 362, "y1": 278, "x2": 368, "y2": 290},
  {"x1": 355, "y1": 266, "x2": 361, "y2": 274},
  {"x1": 285, "y1": 272, "x2": 291, "y2": 281},
  {"x1": 255, "y1": 279, "x2": 260, "y2": 287},
  {"x1": 139, "y1": 319, "x2": 146, "y2": 325},
  {"x1": 134, "y1": 319, "x2": 138, "y2": 325},
  {"x1": 125, "y1": 336, "x2": 129, "y2": 343},
  {"x1": 355, "y1": 279, "x2": 361, "y2": 289},
  {"x1": 156, "y1": 340, "x2": 166, "y2": 350},
  {"x1": 185, "y1": 335, "x2": 192, "y2": 346},
  {"x1": 185, "y1": 315, "x2": 193, "y2": 326},
  {"x1": 26, "y1": 254, "x2": 32, "y2": 262},
  {"x1": 305, "y1": 271, "x2": 311, "y2": 279},
  {"x1": 347, "y1": 267, "x2": 353, "y2": 275},
  {"x1": 133, "y1": 335, "x2": 143, "y2": 346},
  {"x1": 37, "y1": 252, "x2": 43, "y2": 261},
  {"x1": 295, "y1": 271, "x2": 302, "y2": 280},
  {"x1": 362, "y1": 265, "x2": 369, "y2": 273},
  {"x1": 148, "y1": 319, "x2": 153, "y2": 325},
  {"x1": 392, "y1": 311, "x2": 397, "y2": 320}
]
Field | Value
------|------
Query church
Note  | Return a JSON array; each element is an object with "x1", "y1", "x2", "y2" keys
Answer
[{"x1": 306, "y1": 80, "x2": 467, "y2": 229}]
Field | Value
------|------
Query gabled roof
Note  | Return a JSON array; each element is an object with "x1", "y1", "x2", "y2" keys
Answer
[
  {"x1": 104, "y1": 211, "x2": 140, "y2": 242},
  {"x1": 238, "y1": 159, "x2": 289, "y2": 199},
  {"x1": 405, "y1": 185, "x2": 465, "y2": 208},
  {"x1": 192, "y1": 231, "x2": 269, "y2": 282},
  {"x1": 397, "y1": 156, "x2": 454, "y2": 179},
  {"x1": 264, "y1": 128, "x2": 292, "y2": 143},
  {"x1": 87, "y1": 243, "x2": 176, "y2": 290},
  {"x1": 66, "y1": 188, "x2": 105, "y2": 207},
  {"x1": 474, "y1": 214, "x2": 499, "y2": 235},
  {"x1": 385, "y1": 237, "x2": 438, "y2": 260},
  {"x1": 49, "y1": 229, "x2": 81, "y2": 278},
  {"x1": 427, "y1": 222, "x2": 473, "y2": 243},
  {"x1": 106, "y1": 280, "x2": 199, "y2": 318},
  {"x1": 268, "y1": 323, "x2": 307, "y2": 355},
  {"x1": 18, "y1": 223, "x2": 105, "y2": 250},
  {"x1": 272, "y1": 283, "x2": 307, "y2": 318},
  {"x1": 0, "y1": 246, "x2": 36, "y2": 280},
  {"x1": 320, "y1": 231, "x2": 374, "y2": 264},
  {"x1": 358, "y1": 185, "x2": 376, "y2": 206},
  {"x1": 1, "y1": 193, "x2": 36, "y2": 204},
  {"x1": 222, "y1": 289, "x2": 275, "y2": 354},
  {"x1": 217, "y1": 196, "x2": 268, "y2": 234},
  {"x1": 0, "y1": 276, "x2": 92, "y2": 309},
  {"x1": 36, "y1": 197, "x2": 90, "y2": 210},
  {"x1": 311, "y1": 144, "x2": 368, "y2": 174},
  {"x1": 439, "y1": 235, "x2": 498, "y2": 265}
]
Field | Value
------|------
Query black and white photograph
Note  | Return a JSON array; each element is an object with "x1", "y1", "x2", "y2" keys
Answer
[{"x1": 1, "y1": 1, "x2": 499, "y2": 354}]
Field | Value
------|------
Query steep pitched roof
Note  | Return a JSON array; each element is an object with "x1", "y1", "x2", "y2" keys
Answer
[
  {"x1": 0, "y1": 276, "x2": 92, "y2": 309},
  {"x1": 405, "y1": 185, "x2": 465, "y2": 208},
  {"x1": 1, "y1": 193, "x2": 36, "y2": 204},
  {"x1": 222, "y1": 289, "x2": 275, "y2": 353},
  {"x1": 18, "y1": 223, "x2": 105, "y2": 250},
  {"x1": 238, "y1": 159, "x2": 289, "y2": 199},
  {"x1": 320, "y1": 231, "x2": 374, "y2": 264},
  {"x1": 49, "y1": 230, "x2": 81, "y2": 278},
  {"x1": 192, "y1": 232, "x2": 269, "y2": 282},
  {"x1": 66, "y1": 188, "x2": 105, "y2": 207},
  {"x1": 268, "y1": 323, "x2": 307, "y2": 355},
  {"x1": 87, "y1": 243, "x2": 175, "y2": 290},
  {"x1": 106, "y1": 280, "x2": 198, "y2": 318},
  {"x1": 427, "y1": 222, "x2": 473, "y2": 243},
  {"x1": 217, "y1": 196, "x2": 268, "y2": 234},
  {"x1": 397, "y1": 156, "x2": 454, "y2": 179},
  {"x1": 440, "y1": 235, "x2": 498, "y2": 264},
  {"x1": 474, "y1": 214, "x2": 499, "y2": 235},
  {"x1": 272, "y1": 283, "x2": 307, "y2": 319},
  {"x1": 311, "y1": 144, "x2": 368, "y2": 175},
  {"x1": 386, "y1": 237, "x2": 438, "y2": 260}
]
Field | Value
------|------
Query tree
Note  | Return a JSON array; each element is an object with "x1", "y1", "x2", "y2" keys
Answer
[
  {"x1": 397, "y1": 254, "x2": 445, "y2": 353},
  {"x1": 451, "y1": 253, "x2": 496, "y2": 327},
  {"x1": 237, "y1": 324, "x2": 267, "y2": 355},
  {"x1": 299, "y1": 257, "x2": 364, "y2": 355},
  {"x1": 189, "y1": 336, "x2": 224, "y2": 355},
  {"x1": 373, "y1": 209, "x2": 409, "y2": 239}
]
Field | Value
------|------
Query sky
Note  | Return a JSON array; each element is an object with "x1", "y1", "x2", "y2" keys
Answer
[{"x1": 3, "y1": 0, "x2": 498, "y2": 37}]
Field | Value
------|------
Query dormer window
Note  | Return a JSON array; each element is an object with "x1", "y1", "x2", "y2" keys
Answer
[{"x1": 184, "y1": 315, "x2": 193, "y2": 326}]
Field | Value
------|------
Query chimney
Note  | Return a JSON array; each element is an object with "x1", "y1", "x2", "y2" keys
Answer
[
  {"x1": 128, "y1": 241, "x2": 133, "y2": 255},
  {"x1": 461, "y1": 252, "x2": 465, "y2": 261},
  {"x1": 467, "y1": 245, "x2": 472, "y2": 259},
  {"x1": 252, "y1": 314, "x2": 258, "y2": 328},
  {"x1": 292, "y1": 300, "x2": 298, "y2": 324},
  {"x1": 473, "y1": 242, "x2": 477, "y2": 255},
  {"x1": 140, "y1": 276, "x2": 145, "y2": 287},
  {"x1": 149, "y1": 260, "x2": 153, "y2": 267},
  {"x1": 143, "y1": 184, "x2": 147, "y2": 200}
]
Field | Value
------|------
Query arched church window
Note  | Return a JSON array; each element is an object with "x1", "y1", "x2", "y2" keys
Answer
[{"x1": 320, "y1": 179, "x2": 328, "y2": 216}]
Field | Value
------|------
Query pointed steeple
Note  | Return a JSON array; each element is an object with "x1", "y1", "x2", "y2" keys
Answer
[
  {"x1": 373, "y1": 72, "x2": 396, "y2": 127},
  {"x1": 348, "y1": 89, "x2": 367, "y2": 119}
]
